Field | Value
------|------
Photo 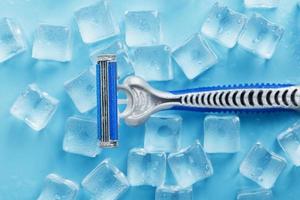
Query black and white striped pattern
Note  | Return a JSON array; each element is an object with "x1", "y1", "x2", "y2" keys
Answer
[{"x1": 177, "y1": 86, "x2": 300, "y2": 110}]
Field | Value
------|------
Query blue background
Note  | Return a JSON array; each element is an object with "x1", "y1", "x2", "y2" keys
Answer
[{"x1": 0, "y1": 0, "x2": 300, "y2": 199}]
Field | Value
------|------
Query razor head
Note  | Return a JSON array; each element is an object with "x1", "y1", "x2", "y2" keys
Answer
[{"x1": 96, "y1": 54, "x2": 118, "y2": 148}]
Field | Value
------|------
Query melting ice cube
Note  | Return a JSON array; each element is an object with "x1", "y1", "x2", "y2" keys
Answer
[
  {"x1": 10, "y1": 84, "x2": 59, "y2": 131},
  {"x1": 0, "y1": 17, "x2": 26, "y2": 63}
]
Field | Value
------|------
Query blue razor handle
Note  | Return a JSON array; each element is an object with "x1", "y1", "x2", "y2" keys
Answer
[
  {"x1": 96, "y1": 55, "x2": 118, "y2": 148},
  {"x1": 120, "y1": 76, "x2": 300, "y2": 126}
]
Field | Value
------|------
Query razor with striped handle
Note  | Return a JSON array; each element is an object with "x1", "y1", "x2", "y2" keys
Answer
[{"x1": 97, "y1": 55, "x2": 300, "y2": 148}]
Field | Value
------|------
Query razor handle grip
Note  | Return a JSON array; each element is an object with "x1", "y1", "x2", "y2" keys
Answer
[{"x1": 169, "y1": 84, "x2": 300, "y2": 113}]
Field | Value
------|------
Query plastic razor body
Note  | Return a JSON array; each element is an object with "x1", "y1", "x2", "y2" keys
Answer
[{"x1": 120, "y1": 76, "x2": 300, "y2": 126}]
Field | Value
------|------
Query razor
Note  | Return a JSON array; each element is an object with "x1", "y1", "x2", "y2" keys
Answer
[{"x1": 96, "y1": 55, "x2": 300, "y2": 148}]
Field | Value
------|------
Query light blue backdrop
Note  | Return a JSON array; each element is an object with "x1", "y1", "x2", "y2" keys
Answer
[{"x1": 0, "y1": 0, "x2": 300, "y2": 199}]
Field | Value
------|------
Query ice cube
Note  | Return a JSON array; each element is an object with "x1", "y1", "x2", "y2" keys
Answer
[
  {"x1": 201, "y1": 3, "x2": 247, "y2": 48},
  {"x1": 127, "y1": 148, "x2": 166, "y2": 186},
  {"x1": 89, "y1": 40, "x2": 124, "y2": 62},
  {"x1": 10, "y1": 84, "x2": 59, "y2": 131},
  {"x1": 116, "y1": 51, "x2": 135, "y2": 80},
  {"x1": 32, "y1": 24, "x2": 72, "y2": 62},
  {"x1": 124, "y1": 10, "x2": 161, "y2": 47},
  {"x1": 63, "y1": 116, "x2": 100, "y2": 157},
  {"x1": 155, "y1": 186, "x2": 192, "y2": 200},
  {"x1": 89, "y1": 41, "x2": 134, "y2": 80},
  {"x1": 237, "y1": 188, "x2": 273, "y2": 200},
  {"x1": 238, "y1": 14, "x2": 284, "y2": 59},
  {"x1": 239, "y1": 143, "x2": 286, "y2": 189},
  {"x1": 144, "y1": 114, "x2": 182, "y2": 153},
  {"x1": 204, "y1": 115, "x2": 240, "y2": 153},
  {"x1": 130, "y1": 45, "x2": 173, "y2": 81},
  {"x1": 74, "y1": 1, "x2": 118, "y2": 44},
  {"x1": 82, "y1": 159, "x2": 129, "y2": 200},
  {"x1": 0, "y1": 17, "x2": 26, "y2": 63},
  {"x1": 168, "y1": 140, "x2": 213, "y2": 187},
  {"x1": 172, "y1": 34, "x2": 218, "y2": 80},
  {"x1": 277, "y1": 122, "x2": 300, "y2": 166},
  {"x1": 37, "y1": 174, "x2": 79, "y2": 200},
  {"x1": 244, "y1": 0, "x2": 279, "y2": 8},
  {"x1": 64, "y1": 67, "x2": 96, "y2": 113}
]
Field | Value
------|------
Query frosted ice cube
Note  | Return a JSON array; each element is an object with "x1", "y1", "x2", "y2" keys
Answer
[
  {"x1": 204, "y1": 115, "x2": 240, "y2": 153},
  {"x1": 116, "y1": 51, "x2": 135, "y2": 80},
  {"x1": 144, "y1": 114, "x2": 182, "y2": 153},
  {"x1": 89, "y1": 40, "x2": 124, "y2": 62},
  {"x1": 172, "y1": 34, "x2": 218, "y2": 80},
  {"x1": 82, "y1": 159, "x2": 129, "y2": 200},
  {"x1": 244, "y1": 0, "x2": 279, "y2": 8},
  {"x1": 64, "y1": 67, "x2": 96, "y2": 113},
  {"x1": 63, "y1": 116, "x2": 101, "y2": 157},
  {"x1": 74, "y1": 1, "x2": 118, "y2": 44},
  {"x1": 277, "y1": 122, "x2": 300, "y2": 166},
  {"x1": 32, "y1": 24, "x2": 72, "y2": 62},
  {"x1": 124, "y1": 10, "x2": 161, "y2": 46},
  {"x1": 155, "y1": 186, "x2": 192, "y2": 200},
  {"x1": 0, "y1": 17, "x2": 26, "y2": 63},
  {"x1": 239, "y1": 143, "x2": 286, "y2": 189},
  {"x1": 238, "y1": 14, "x2": 284, "y2": 59},
  {"x1": 131, "y1": 45, "x2": 173, "y2": 81},
  {"x1": 168, "y1": 140, "x2": 213, "y2": 187},
  {"x1": 10, "y1": 84, "x2": 59, "y2": 131},
  {"x1": 237, "y1": 188, "x2": 273, "y2": 200},
  {"x1": 37, "y1": 174, "x2": 79, "y2": 200},
  {"x1": 201, "y1": 3, "x2": 247, "y2": 48},
  {"x1": 127, "y1": 148, "x2": 166, "y2": 186},
  {"x1": 89, "y1": 41, "x2": 134, "y2": 80}
]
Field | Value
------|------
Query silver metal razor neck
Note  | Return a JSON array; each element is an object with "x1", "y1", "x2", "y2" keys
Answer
[{"x1": 118, "y1": 76, "x2": 178, "y2": 126}]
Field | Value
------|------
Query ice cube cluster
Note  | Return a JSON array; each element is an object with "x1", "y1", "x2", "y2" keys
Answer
[{"x1": 3, "y1": 0, "x2": 296, "y2": 199}]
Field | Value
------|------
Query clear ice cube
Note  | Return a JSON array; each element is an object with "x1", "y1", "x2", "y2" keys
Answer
[
  {"x1": 82, "y1": 159, "x2": 129, "y2": 200},
  {"x1": 239, "y1": 143, "x2": 286, "y2": 189},
  {"x1": 244, "y1": 0, "x2": 279, "y2": 8},
  {"x1": 89, "y1": 40, "x2": 124, "y2": 62},
  {"x1": 74, "y1": 1, "x2": 118, "y2": 44},
  {"x1": 155, "y1": 186, "x2": 192, "y2": 200},
  {"x1": 32, "y1": 24, "x2": 72, "y2": 62},
  {"x1": 127, "y1": 148, "x2": 166, "y2": 187},
  {"x1": 144, "y1": 114, "x2": 182, "y2": 153},
  {"x1": 237, "y1": 188, "x2": 273, "y2": 200},
  {"x1": 116, "y1": 50, "x2": 135, "y2": 80},
  {"x1": 238, "y1": 14, "x2": 284, "y2": 59},
  {"x1": 89, "y1": 41, "x2": 134, "y2": 80},
  {"x1": 124, "y1": 10, "x2": 161, "y2": 47},
  {"x1": 172, "y1": 34, "x2": 218, "y2": 80},
  {"x1": 0, "y1": 17, "x2": 26, "y2": 63},
  {"x1": 64, "y1": 67, "x2": 96, "y2": 113},
  {"x1": 167, "y1": 140, "x2": 213, "y2": 187},
  {"x1": 204, "y1": 115, "x2": 240, "y2": 153},
  {"x1": 277, "y1": 122, "x2": 300, "y2": 166},
  {"x1": 201, "y1": 3, "x2": 247, "y2": 48},
  {"x1": 63, "y1": 116, "x2": 101, "y2": 157},
  {"x1": 10, "y1": 84, "x2": 59, "y2": 131},
  {"x1": 37, "y1": 174, "x2": 79, "y2": 200},
  {"x1": 130, "y1": 45, "x2": 173, "y2": 81}
]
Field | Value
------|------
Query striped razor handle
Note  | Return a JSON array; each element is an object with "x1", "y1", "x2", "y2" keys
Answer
[{"x1": 120, "y1": 76, "x2": 300, "y2": 126}]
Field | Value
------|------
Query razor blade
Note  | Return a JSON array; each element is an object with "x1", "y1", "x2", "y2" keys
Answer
[
  {"x1": 96, "y1": 54, "x2": 300, "y2": 148},
  {"x1": 96, "y1": 55, "x2": 118, "y2": 148}
]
